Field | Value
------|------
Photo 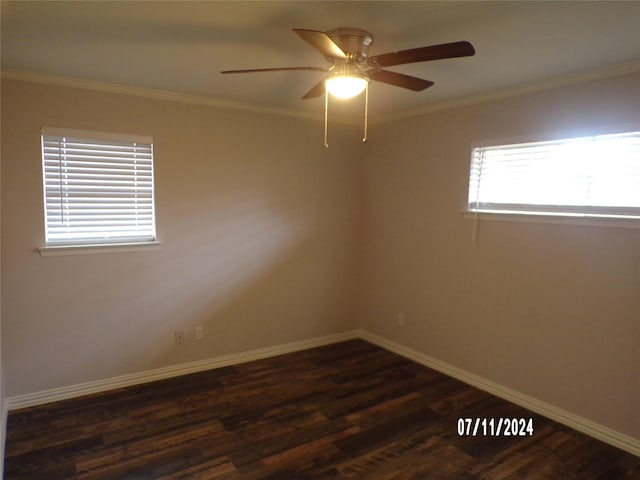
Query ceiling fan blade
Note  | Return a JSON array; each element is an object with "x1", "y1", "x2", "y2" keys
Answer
[
  {"x1": 221, "y1": 66, "x2": 328, "y2": 74},
  {"x1": 302, "y1": 80, "x2": 326, "y2": 99},
  {"x1": 367, "y1": 70, "x2": 434, "y2": 91},
  {"x1": 368, "y1": 41, "x2": 475, "y2": 68},
  {"x1": 293, "y1": 29, "x2": 347, "y2": 59}
]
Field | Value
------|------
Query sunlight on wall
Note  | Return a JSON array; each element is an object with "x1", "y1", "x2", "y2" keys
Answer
[
  {"x1": 20, "y1": 191, "x2": 311, "y2": 383},
  {"x1": 131, "y1": 192, "x2": 307, "y2": 349}
]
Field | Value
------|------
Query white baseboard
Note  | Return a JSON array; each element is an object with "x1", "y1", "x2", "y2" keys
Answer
[
  {"x1": 358, "y1": 329, "x2": 640, "y2": 458},
  {"x1": 6, "y1": 330, "x2": 360, "y2": 410},
  {"x1": 6, "y1": 328, "x2": 639, "y2": 458}
]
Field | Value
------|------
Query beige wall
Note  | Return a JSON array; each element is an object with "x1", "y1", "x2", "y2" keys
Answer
[
  {"x1": 1, "y1": 72, "x2": 639, "y2": 444},
  {"x1": 361, "y1": 72, "x2": 640, "y2": 439},
  {"x1": 1, "y1": 79, "x2": 362, "y2": 396}
]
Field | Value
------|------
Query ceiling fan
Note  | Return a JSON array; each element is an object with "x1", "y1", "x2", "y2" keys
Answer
[{"x1": 221, "y1": 28, "x2": 475, "y2": 145}]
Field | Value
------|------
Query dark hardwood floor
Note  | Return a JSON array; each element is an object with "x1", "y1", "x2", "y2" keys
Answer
[{"x1": 4, "y1": 339, "x2": 640, "y2": 479}]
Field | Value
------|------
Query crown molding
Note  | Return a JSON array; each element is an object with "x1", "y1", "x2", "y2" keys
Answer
[
  {"x1": 3, "y1": 61, "x2": 639, "y2": 126},
  {"x1": 371, "y1": 61, "x2": 640, "y2": 125},
  {"x1": 0, "y1": 69, "x2": 333, "y2": 123}
]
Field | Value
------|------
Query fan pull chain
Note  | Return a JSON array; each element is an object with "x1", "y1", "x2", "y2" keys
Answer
[
  {"x1": 323, "y1": 80, "x2": 369, "y2": 147},
  {"x1": 363, "y1": 81, "x2": 369, "y2": 143},
  {"x1": 324, "y1": 89, "x2": 329, "y2": 148}
]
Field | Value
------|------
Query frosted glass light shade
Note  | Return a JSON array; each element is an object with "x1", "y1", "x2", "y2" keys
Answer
[{"x1": 325, "y1": 75, "x2": 367, "y2": 99}]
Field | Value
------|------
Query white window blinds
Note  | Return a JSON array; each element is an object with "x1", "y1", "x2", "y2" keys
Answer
[
  {"x1": 41, "y1": 128, "x2": 156, "y2": 245},
  {"x1": 468, "y1": 131, "x2": 640, "y2": 219}
]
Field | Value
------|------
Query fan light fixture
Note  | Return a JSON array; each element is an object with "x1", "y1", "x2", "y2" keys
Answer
[
  {"x1": 323, "y1": 73, "x2": 369, "y2": 147},
  {"x1": 325, "y1": 74, "x2": 367, "y2": 99},
  {"x1": 221, "y1": 27, "x2": 476, "y2": 147}
]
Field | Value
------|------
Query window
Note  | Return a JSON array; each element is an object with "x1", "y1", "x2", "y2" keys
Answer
[
  {"x1": 468, "y1": 131, "x2": 640, "y2": 220},
  {"x1": 41, "y1": 127, "x2": 156, "y2": 247}
]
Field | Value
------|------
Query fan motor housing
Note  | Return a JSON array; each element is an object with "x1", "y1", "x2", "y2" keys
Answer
[{"x1": 326, "y1": 27, "x2": 374, "y2": 63}]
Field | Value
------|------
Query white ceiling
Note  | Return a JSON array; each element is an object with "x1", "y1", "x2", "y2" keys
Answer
[{"x1": 2, "y1": 1, "x2": 639, "y2": 120}]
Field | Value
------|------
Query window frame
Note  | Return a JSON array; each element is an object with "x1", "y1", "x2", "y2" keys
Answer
[
  {"x1": 465, "y1": 130, "x2": 640, "y2": 227},
  {"x1": 39, "y1": 127, "x2": 160, "y2": 254}
]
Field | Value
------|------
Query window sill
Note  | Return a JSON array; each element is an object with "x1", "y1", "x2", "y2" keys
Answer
[
  {"x1": 462, "y1": 211, "x2": 640, "y2": 229},
  {"x1": 38, "y1": 241, "x2": 162, "y2": 256}
]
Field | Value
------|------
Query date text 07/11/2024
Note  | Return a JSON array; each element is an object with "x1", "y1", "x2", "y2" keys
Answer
[{"x1": 457, "y1": 417, "x2": 534, "y2": 437}]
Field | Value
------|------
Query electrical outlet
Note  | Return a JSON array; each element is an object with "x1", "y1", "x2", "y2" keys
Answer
[
  {"x1": 396, "y1": 313, "x2": 405, "y2": 327},
  {"x1": 195, "y1": 325, "x2": 204, "y2": 340},
  {"x1": 174, "y1": 330, "x2": 185, "y2": 344}
]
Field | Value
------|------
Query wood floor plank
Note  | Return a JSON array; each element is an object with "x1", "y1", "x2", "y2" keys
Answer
[{"x1": 4, "y1": 339, "x2": 639, "y2": 479}]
